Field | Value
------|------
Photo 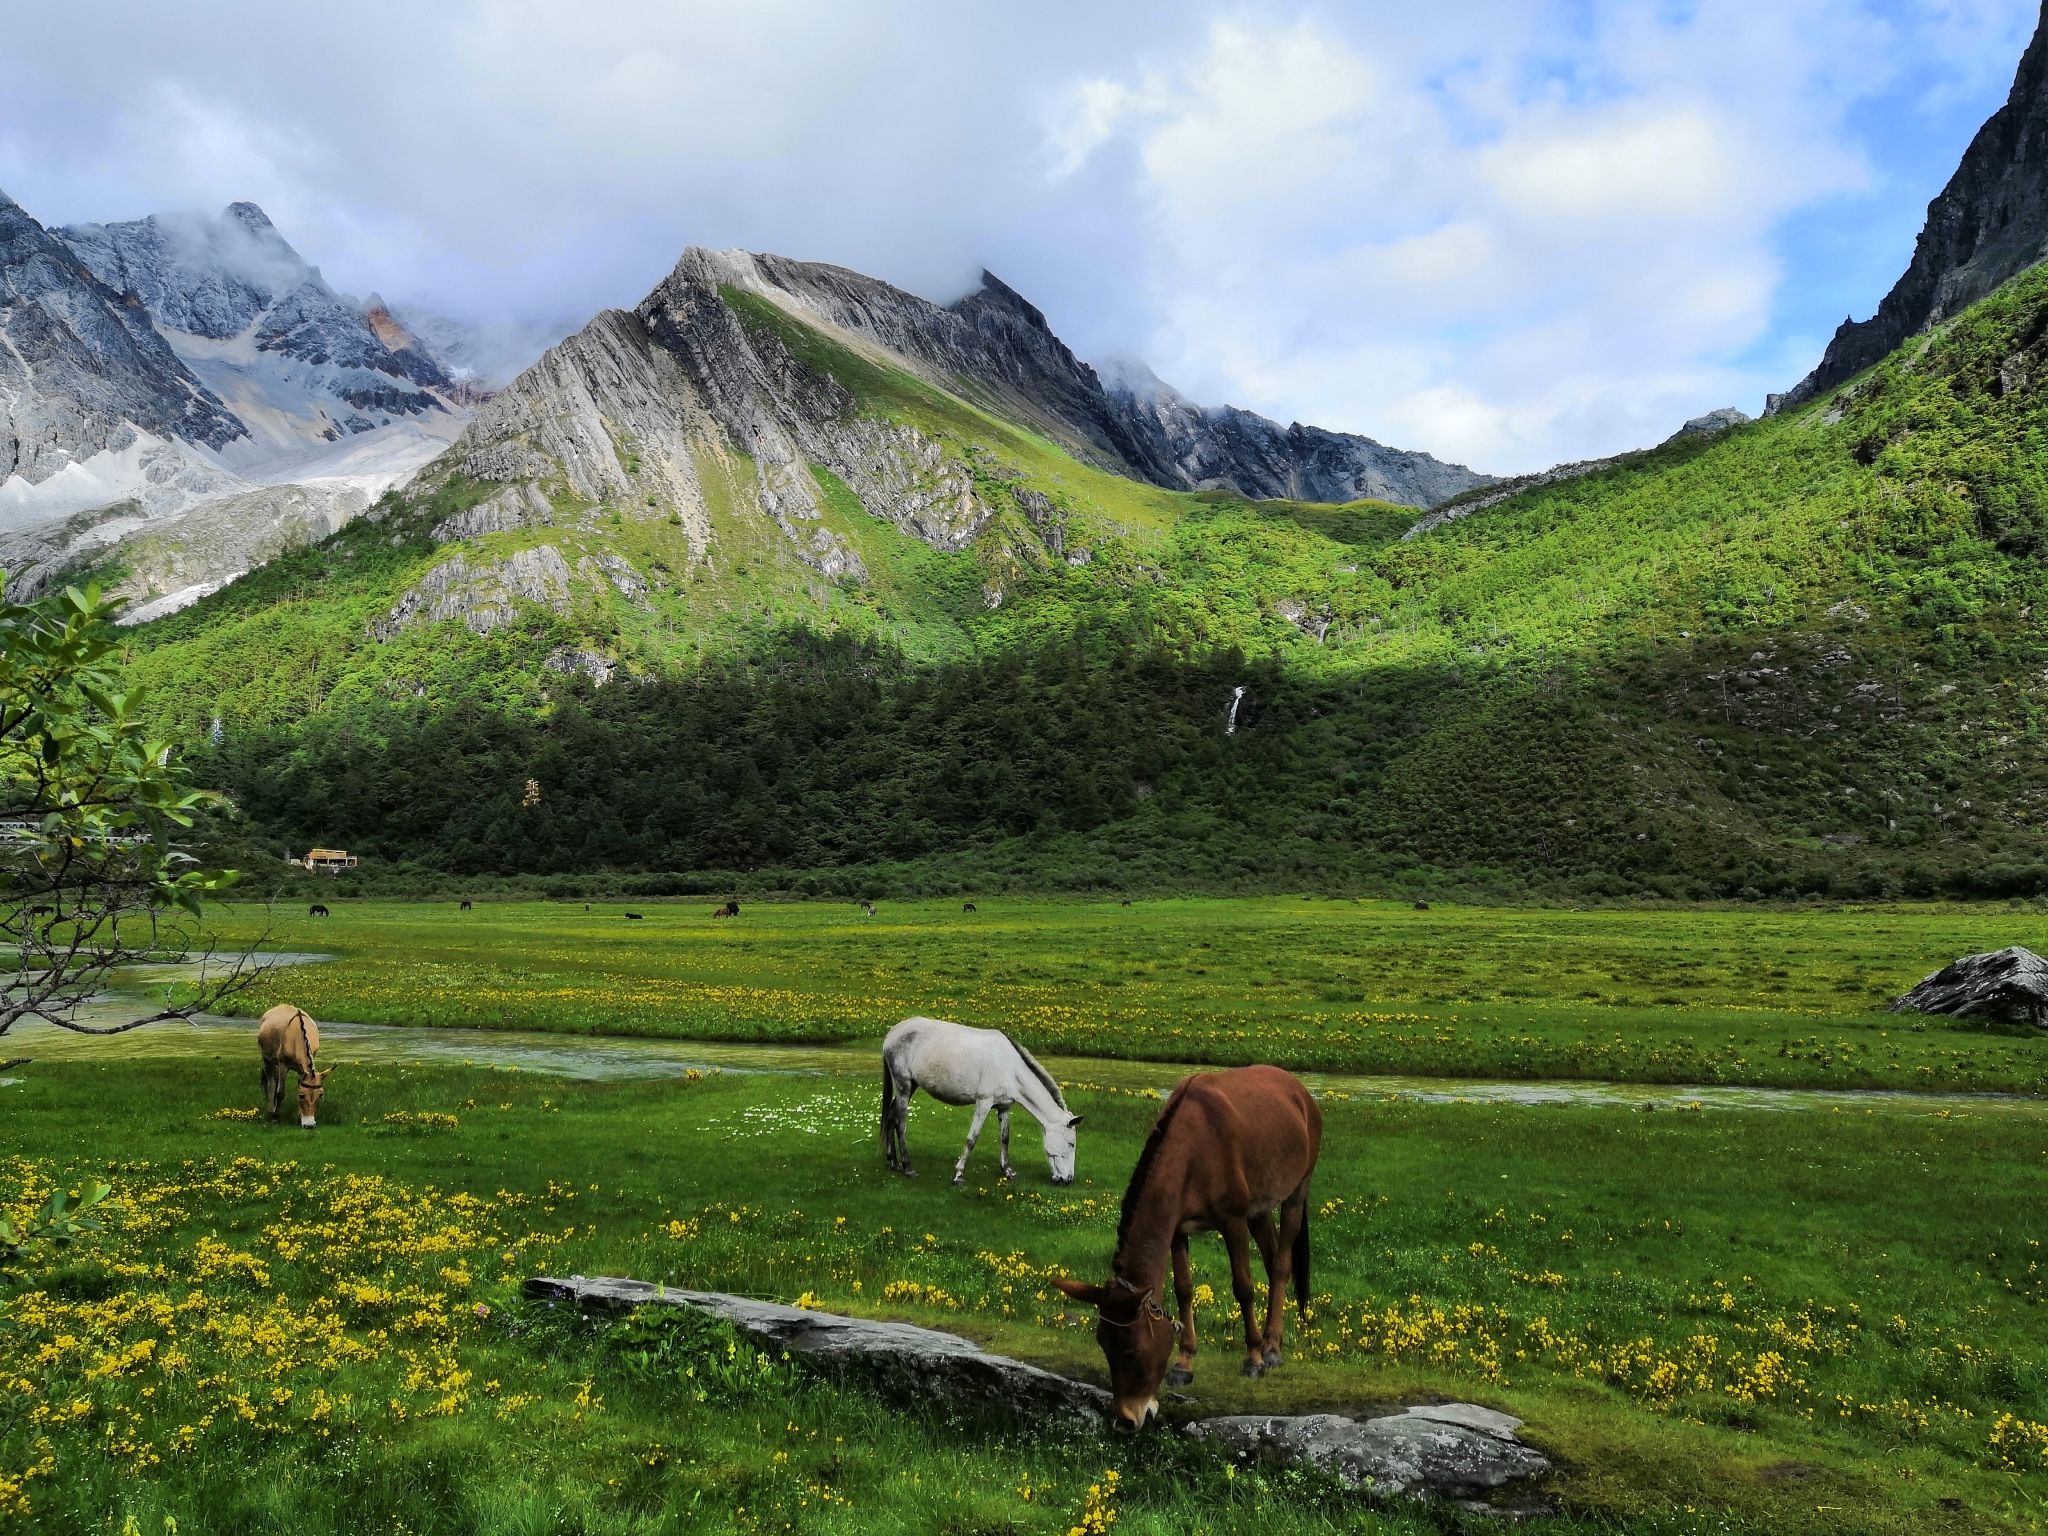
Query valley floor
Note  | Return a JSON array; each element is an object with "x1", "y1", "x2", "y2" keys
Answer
[
  {"x1": 203, "y1": 897, "x2": 2048, "y2": 1093},
  {"x1": 2, "y1": 1053, "x2": 2043, "y2": 1534},
  {"x1": 4, "y1": 898, "x2": 2044, "y2": 1533}
]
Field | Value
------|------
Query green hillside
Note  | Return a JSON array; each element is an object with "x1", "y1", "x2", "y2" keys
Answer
[{"x1": 121, "y1": 261, "x2": 2048, "y2": 897}]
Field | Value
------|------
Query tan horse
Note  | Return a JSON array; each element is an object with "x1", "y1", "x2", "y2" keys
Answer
[
  {"x1": 257, "y1": 1005, "x2": 332, "y2": 1127},
  {"x1": 1052, "y1": 1065, "x2": 1321, "y2": 1431}
]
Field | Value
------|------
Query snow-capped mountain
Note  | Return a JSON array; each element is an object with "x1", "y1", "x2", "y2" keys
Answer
[
  {"x1": 0, "y1": 192, "x2": 482, "y2": 615},
  {"x1": 55, "y1": 201, "x2": 455, "y2": 454}
]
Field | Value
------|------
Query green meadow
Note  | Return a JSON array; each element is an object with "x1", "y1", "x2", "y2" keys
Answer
[
  {"x1": 2, "y1": 1049, "x2": 2043, "y2": 1534},
  {"x1": 206, "y1": 897, "x2": 2048, "y2": 1092}
]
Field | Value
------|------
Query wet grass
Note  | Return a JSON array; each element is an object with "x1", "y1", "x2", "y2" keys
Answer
[
  {"x1": 3, "y1": 1054, "x2": 2044, "y2": 1533},
  {"x1": 204, "y1": 897, "x2": 2048, "y2": 1093}
]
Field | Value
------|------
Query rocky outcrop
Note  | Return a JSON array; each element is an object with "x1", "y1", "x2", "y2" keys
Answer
[
  {"x1": 1186, "y1": 1406, "x2": 1550, "y2": 1507},
  {"x1": 1892, "y1": 946, "x2": 2048, "y2": 1029},
  {"x1": 0, "y1": 188, "x2": 244, "y2": 488},
  {"x1": 1772, "y1": 13, "x2": 2048, "y2": 412},
  {"x1": 376, "y1": 544, "x2": 575, "y2": 637},
  {"x1": 1100, "y1": 358, "x2": 1492, "y2": 509},
  {"x1": 525, "y1": 1277, "x2": 1553, "y2": 1508},
  {"x1": 1664, "y1": 407, "x2": 1751, "y2": 443},
  {"x1": 432, "y1": 482, "x2": 555, "y2": 542}
]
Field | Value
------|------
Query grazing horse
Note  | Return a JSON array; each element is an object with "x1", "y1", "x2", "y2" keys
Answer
[
  {"x1": 460, "y1": 899, "x2": 473, "y2": 911},
  {"x1": 861, "y1": 900, "x2": 876, "y2": 918},
  {"x1": 961, "y1": 901, "x2": 977, "y2": 913},
  {"x1": 307, "y1": 903, "x2": 330, "y2": 918},
  {"x1": 712, "y1": 900, "x2": 740, "y2": 918},
  {"x1": 880, "y1": 1017, "x2": 1081, "y2": 1186},
  {"x1": 624, "y1": 911, "x2": 645, "y2": 921},
  {"x1": 257, "y1": 1005, "x2": 333, "y2": 1128},
  {"x1": 1052, "y1": 1065, "x2": 1320, "y2": 1431}
]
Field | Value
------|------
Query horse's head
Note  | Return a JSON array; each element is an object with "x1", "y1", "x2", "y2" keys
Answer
[
  {"x1": 297, "y1": 1067, "x2": 332, "y2": 1128},
  {"x1": 1042, "y1": 1114, "x2": 1083, "y2": 1185},
  {"x1": 1052, "y1": 1274, "x2": 1176, "y2": 1432}
]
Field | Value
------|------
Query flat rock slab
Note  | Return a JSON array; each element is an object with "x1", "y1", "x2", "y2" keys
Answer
[
  {"x1": 1186, "y1": 1407, "x2": 1549, "y2": 1505},
  {"x1": 525, "y1": 1275, "x2": 1110, "y2": 1423},
  {"x1": 1893, "y1": 946, "x2": 2048, "y2": 1029},
  {"x1": 527, "y1": 1277, "x2": 1551, "y2": 1508}
]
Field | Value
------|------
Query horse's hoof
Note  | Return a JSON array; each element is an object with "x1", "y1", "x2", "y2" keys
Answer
[
  {"x1": 1165, "y1": 1367, "x2": 1194, "y2": 1387},
  {"x1": 1240, "y1": 1358, "x2": 1264, "y2": 1379},
  {"x1": 951, "y1": 1174, "x2": 965, "y2": 1187},
  {"x1": 1263, "y1": 1348, "x2": 1284, "y2": 1369},
  {"x1": 901, "y1": 1168, "x2": 918, "y2": 1179},
  {"x1": 1000, "y1": 1168, "x2": 1017, "y2": 1182}
]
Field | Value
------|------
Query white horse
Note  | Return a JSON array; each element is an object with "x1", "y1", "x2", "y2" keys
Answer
[{"x1": 880, "y1": 1016, "x2": 1081, "y2": 1185}]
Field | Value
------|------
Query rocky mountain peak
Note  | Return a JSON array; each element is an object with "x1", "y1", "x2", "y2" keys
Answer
[{"x1": 1772, "y1": 9, "x2": 2048, "y2": 412}]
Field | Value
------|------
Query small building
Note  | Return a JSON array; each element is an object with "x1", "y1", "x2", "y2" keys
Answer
[{"x1": 291, "y1": 848, "x2": 359, "y2": 874}]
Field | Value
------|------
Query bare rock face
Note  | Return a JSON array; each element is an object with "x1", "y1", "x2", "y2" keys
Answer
[
  {"x1": 1772, "y1": 14, "x2": 2048, "y2": 413},
  {"x1": 524, "y1": 1277, "x2": 1553, "y2": 1508},
  {"x1": 432, "y1": 482, "x2": 555, "y2": 543},
  {"x1": 0, "y1": 188, "x2": 244, "y2": 487},
  {"x1": 1100, "y1": 357, "x2": 1492, "y2": 509},
  {"x1": 376, "y1": 544, "x2": 575, "y2": 637},
  {"x1": 1892, "y1": 946, "x2": 2048, "y2": 1029}
]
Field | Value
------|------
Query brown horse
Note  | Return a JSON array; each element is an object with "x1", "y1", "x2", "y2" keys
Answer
[
  {"x1": 257, "y1": 1005, "x2": 332, "y2": 1128},
  {"x1": 1052, "y1": 1065, "x2": 1320, "y2": 1431}
]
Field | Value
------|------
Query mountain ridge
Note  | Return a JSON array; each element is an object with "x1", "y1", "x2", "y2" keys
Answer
[{"x1": 1772, "y1": 7, "x2": 2048, "y2": 411}]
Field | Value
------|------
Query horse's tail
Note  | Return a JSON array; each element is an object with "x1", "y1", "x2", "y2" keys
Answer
[
  {"x1": 1292, "y1": 1198, "x2": 1312, "y2": 1318},
  {"x1": 879, "y1": 1052, "x2": 897, "y2": 1157}
]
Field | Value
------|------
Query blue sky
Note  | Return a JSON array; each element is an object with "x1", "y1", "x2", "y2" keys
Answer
[{"x1": 1, "y1": 1, "x2": 2039, "y2": 473}]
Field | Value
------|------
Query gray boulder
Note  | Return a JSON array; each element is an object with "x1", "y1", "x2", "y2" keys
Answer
[
  {"x1": 1892, "y1": 945, "x2": 2048, "y2": 1029},
  {"x1": 1186, "y1": 1406, "x2": 1549, "y2": 1505}
]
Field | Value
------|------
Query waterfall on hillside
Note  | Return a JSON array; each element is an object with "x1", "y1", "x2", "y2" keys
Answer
[{"x1": 1225, "y1": 685, "x2": 1246, "y2": 735}]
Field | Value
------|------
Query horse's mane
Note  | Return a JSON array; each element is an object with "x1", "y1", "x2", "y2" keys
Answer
[
  {"x1": 1116, "y1": 1084, "x2": 1190, "y2": 1248},
  {"x1": 1000, "y1": 1031, "x2": 1066, "y2": 1111}
]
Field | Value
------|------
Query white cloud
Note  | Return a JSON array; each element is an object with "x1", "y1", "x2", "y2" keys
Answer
[
  {"x1": 0, "y1": 0, "x2": 2037, "y2": 470},
  {"x1": 1045, "y1": 1, "x2": 2024, "y2": 470}
]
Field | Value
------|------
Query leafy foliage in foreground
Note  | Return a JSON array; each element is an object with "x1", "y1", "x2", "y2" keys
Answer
[{"x1": 124, "y1": 261, "x2": 2048, "y2": 895}]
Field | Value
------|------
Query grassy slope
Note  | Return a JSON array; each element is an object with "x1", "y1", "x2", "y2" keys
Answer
[
  {"x1": 5, "y1": 1054, "x2": 2043, "y2": 1534},
  {"x1": 194, "y1": 898, "x2": 2048, "y2": 1094},
  {"x1": 115, "y1": 261, "x2": 2048, "y2": 891}
]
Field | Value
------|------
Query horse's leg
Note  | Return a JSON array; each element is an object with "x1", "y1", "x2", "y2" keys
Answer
[
  {"x1": 895, "y1": 1082, "x2": 918, "y2": 1178},
  {"x1": 262, "y1": 1060, "x2": 281, "y2": 1121},
  {"x1": 1221, "y1": 1218, "x2": 1265, "y2": 1377},
  {"x1": 1251, "y1": 1211, "x2": 1288, "y2": 1368},
  {"x1": 952, "y1": 1099, "x2": 993, "y2": 1186},
  {"x1": 1270, "y1": 1194, "x2": 1308, "y2": 1357},
  {"x1": 996, "y1": 1105, "x2": 1016, "y2": 1181},
  {"x1": 1166, "y1": 1231, "x2": 1198, "y2": 1385}
]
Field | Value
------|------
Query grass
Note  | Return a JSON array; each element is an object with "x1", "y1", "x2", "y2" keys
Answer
[
  {"x1": 200, "y1": 897, "x2": 2048, "y2": 1093},
  {"x1": 3, "y1": 1052, "x2": 2043, "y2": 1533}
]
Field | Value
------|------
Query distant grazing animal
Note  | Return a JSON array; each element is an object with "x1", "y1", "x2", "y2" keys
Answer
[
  {"x1": 712, "y1": 900, "x2": 740, "y2": 918},
  {"x1": 1412, "y1": 900, "x2": 1430, "y2": 911},
  {"x1": 861, "y1": 901, "x2": 876, "y2": 918},
  {"x1": 880, "y1": 1016, "x2": 1081, "y2": 1187},
  {"x1": 307, "y1": 903, "x2": 330, "y2": 918},
  {"x1": 1120, "y1": 899, "x2": 1132, "y2": 907},
  {"x1": 257, "y1": 1005, "x2": 333, "y2": 1128},
  {"x1": 460, "y1": 899, "x2": 473, "y2": 911},
  {"x1": 624, "y1": 911, "x2": 645, "y2": 921},
  {"x1": 1052, "y1": 1065, "x2": 1321, "y2": 1432},
  {"x1": 962, "y1": 901, "x2": 977, "y2": 913}
]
